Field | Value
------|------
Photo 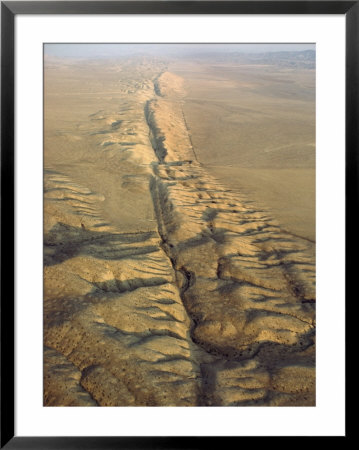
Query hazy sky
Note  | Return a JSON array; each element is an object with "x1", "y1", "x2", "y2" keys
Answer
[{"x1": 44, "y1": 43, "x2": 315, "y2": 59}]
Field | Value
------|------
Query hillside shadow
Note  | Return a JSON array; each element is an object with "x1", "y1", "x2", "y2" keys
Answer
[{"x1": 44, "y1": 222, "x2": 158, "y2": 266}]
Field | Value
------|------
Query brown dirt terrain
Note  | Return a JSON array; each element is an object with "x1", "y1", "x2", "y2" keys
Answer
[
  {"x1": 44, "y1": 55, "x2": 315, "y2": 406},
  {"x1": 172, "y1": 60, "x2": 315, "y2": 241}
]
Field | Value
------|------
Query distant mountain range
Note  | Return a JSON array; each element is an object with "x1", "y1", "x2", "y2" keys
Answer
[
  {"x1": 241, "y1": 50, "x2": 315, "y2": 68},
  {"x1": 184, "y1": 49, "x2": 316, "y2": 69},
  {"x1": 44, "y1": 44, "x2": 315, "y2": 70}
]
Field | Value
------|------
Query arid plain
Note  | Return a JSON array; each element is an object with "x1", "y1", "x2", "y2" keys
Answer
[{"x1": 44, "y1": 47, "x2": 316, "y2": 406}]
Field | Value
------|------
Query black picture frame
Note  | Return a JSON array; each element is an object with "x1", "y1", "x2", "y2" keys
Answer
[{"x1": 1, "y1": 1, "x2": 355, "y2": 447}]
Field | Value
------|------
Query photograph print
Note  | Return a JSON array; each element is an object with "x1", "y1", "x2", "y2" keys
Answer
[{"x1": 43, "y1": 43, "x2": 316, "y2": 407}]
